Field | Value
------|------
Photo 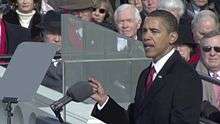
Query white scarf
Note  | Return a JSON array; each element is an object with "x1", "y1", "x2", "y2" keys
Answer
[{"x1": 16, "y1": 10, "x2": 36, "y2": 28}]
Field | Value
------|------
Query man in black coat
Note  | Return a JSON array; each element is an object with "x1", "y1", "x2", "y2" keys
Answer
[{"x1": 89, "y1": 10, "x2": 202, "y2": 124}]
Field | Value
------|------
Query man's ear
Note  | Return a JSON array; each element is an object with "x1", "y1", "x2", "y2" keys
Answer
[{"x1": 169, "y1": 32, "x2": 178, "y2": 44}]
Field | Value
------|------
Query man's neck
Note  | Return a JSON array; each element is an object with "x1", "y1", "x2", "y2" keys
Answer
[
  {"x1": 153, "y1": 46, "x2": 174, "y2": 62},
  {"x1": 152, "y1": 48, "x2": 175, "y2": 74}
]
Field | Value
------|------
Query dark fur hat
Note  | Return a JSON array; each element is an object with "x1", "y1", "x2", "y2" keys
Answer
[{"x1": 37, "y1": 10, "x2": 61, "y2": 34}]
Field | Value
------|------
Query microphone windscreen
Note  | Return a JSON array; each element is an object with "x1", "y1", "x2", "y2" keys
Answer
[{"x1": 66, "y1": 81, "x2": 93, "y2": 102}]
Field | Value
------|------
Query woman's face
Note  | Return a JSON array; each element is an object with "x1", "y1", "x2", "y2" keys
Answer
[
  {"x1": 17, "y1": 0, "x2": 35, "y2": 13},
  {"x1": 193, "y1": 0, "x2": 208, "y2": 7},
  {"x1": 92, "y1": 3, "x2": 108, "y2": 23},
  {"x1": 176, "y1": 44, "x2": 192, "y2": 62}
]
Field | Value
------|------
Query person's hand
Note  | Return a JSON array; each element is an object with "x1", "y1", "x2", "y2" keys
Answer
[{"x1": 89, "y1": 77, "x2": 108, "y2": 106}]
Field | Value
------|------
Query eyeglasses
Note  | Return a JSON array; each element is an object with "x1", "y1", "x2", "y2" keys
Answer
[
  {"x1": 92, "y1": 8, "x2": 106, "y2": 14},
  {"x1": 202, "y1": 46, "x2": 220, "y2": 53}
]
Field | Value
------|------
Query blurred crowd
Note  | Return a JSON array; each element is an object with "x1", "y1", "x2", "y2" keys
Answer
[
  {"x1": 0, "y1": 0, "x2": 220, "y2": 123},
  {"x1": 0, "y1": 0, "x2": 219, "y2": 56}
]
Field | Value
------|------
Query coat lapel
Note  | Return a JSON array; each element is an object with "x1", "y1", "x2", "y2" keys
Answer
[{"x1": 196, "y1": 61, "x2": 217, "y2": 107}]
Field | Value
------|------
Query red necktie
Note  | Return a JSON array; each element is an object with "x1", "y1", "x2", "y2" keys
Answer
[{"x1": 145, "y1": 66, "x2": 156, "y2": 92}]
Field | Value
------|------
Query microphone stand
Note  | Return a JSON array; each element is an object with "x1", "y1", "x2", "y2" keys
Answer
[
  {"x1": 2, "y1": 97, "x2": 18, "y2": 124},
  {"x1": 50, "y1": 103, "x2": 64, "y2": 123}
]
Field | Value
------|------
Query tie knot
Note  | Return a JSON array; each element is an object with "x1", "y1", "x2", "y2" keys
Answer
[
  {"x1": 148, "y1": 66, "x2": 156, "y2": 81},
  {"x1": 150, "y1": 66, "x2": 156, "y2": 74}
]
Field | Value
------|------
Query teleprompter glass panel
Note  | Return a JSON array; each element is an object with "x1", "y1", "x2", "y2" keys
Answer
[{"x1": 62, "y1": 14, "x2": 151, "y2": 106}]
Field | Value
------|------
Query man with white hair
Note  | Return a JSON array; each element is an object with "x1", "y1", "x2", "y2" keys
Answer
[
  {"x1": 158, "y1": 0, "x2": 185, "y2": 22},
  {"x1": 114, "y1": 4, "x2": 142, "y2": 40},
  {"x1": 192, "y1": 10, "x2": 219, "y2": 44}
]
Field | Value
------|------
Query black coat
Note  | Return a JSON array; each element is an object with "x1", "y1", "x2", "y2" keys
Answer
[
  {"x1": 92, "y1": 51, "x2": 202, "y2": 124},
  {"x1": 3, "y1": 10, "x2": 42, "y2": 54},
  {"x1": 41, "y1": 61, "x2": 62, "y2": 93},
  {"x1": 3, "y1": 9, "x2": 42, "y2": 39}
]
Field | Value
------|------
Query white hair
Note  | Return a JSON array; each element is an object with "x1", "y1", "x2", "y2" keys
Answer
[
  {"x1": 114, "y1": 4, "x2": 141, "y2": 23},
  {"x1": 158, "y1": 0, "x2": 185, "y2": 18},
  {"x1": 191, "y1": 10, "x2": 219, "y2": 30}
]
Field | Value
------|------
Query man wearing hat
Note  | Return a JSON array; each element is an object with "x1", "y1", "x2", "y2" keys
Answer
[
  {"x1": 59, "y1": 0, "x2": 96, "y2": 22},
  {"x1": 39, "y1": 10, "x2": 62, "y2": 92}
]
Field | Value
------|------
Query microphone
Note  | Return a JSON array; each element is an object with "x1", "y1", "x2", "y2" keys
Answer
[{"x1": 50, "y1": 81, "x2": 93, "y2": 122}]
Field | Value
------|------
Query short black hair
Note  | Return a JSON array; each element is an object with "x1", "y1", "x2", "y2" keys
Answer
[{"x1": 148, "y1": 10, "x2": 178, "y2": 33}]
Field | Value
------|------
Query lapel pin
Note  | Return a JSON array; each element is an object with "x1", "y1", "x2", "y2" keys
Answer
[{"x1": 158, "y1": 75, "x2": 162, "y2": 78}]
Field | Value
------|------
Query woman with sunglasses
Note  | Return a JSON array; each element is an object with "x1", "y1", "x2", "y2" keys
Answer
[{"x1": 92, "y1": 0, "x2": 116, "y2": 31}]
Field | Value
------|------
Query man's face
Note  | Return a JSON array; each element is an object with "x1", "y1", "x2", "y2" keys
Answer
[
  {"x1": 193, "y1": 0, "x2": 208, "y2": 7},
  {"x1": 129, "y1": 0, "x2": 143, "y2": 11},
  {"x1": 201, "y1": 35, "x2": 220, "y2": 72},
  {"x1": 142, "y1": 0, "x2": 159, "y2": 13},
  {"x1": 45, "y1": 32, "x2": 62, "y2": 48},
  {"x1": 17, "y1": 0, "x2": 34, "y2": 13},
  {"x1": 73, "y1": 9, "x2": 93, "y2": 22},
  {"x1": 116, "y1": 9, "x2": 141, "y2": 38},
  {"x1": 193, "y1": 18, "x2": 217, "y2": 44},
  {"x1": 142, "y1": 17, "x2": 176, "y2": 61}
]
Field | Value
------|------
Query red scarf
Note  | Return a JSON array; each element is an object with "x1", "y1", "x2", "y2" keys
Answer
[
  {"x1": 0, "y1": 19, "x2": 7, "y2": 55},
  {"x1": 188, "y1": 47, "x2": 200, "y2": 65}
]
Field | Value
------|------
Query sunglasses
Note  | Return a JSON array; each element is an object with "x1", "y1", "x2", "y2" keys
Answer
[
  {"x1": 202, "y1": 46, "x2": 220, "y2": 53},
  {"x1": 93, "y1": 8, "x2": 106, "y2": 14}
]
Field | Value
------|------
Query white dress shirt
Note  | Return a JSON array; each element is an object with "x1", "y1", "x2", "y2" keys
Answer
[{"x1": 152, "y1": 49, "x2": 175, "y2": 80}]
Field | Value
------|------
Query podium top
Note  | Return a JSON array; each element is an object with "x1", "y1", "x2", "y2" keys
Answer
[{"x1": 0, "y1": 42, "x2": 58, "y2": 102}]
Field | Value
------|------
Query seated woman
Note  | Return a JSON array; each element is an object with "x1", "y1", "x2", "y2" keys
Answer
[
  {"x1": 175, "y1": 24, "x2": 198, "y2": 67},
  {"x1": 92, "y1": 0, "x2": 116, "y2": 31},
  {"x1": 3, "y1": 0, "x2": 42, "y2": 54}
]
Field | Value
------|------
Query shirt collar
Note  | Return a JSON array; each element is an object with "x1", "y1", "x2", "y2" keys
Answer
[
  {"x1": 52, "y1": 58, "x2": 61, "y2": 67},
  {"x1": 209, "y1": 71, "x2": 220, "y2": 79},
  {"x1": 152, "y1": 49, "x2": 175, "y2": 74},
  {"x1": 192, "y1": 4, "x2": 200, "y2": 15},
  {"x1": 133, "y1": 35, "x2": 138, "y2": 40}
]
